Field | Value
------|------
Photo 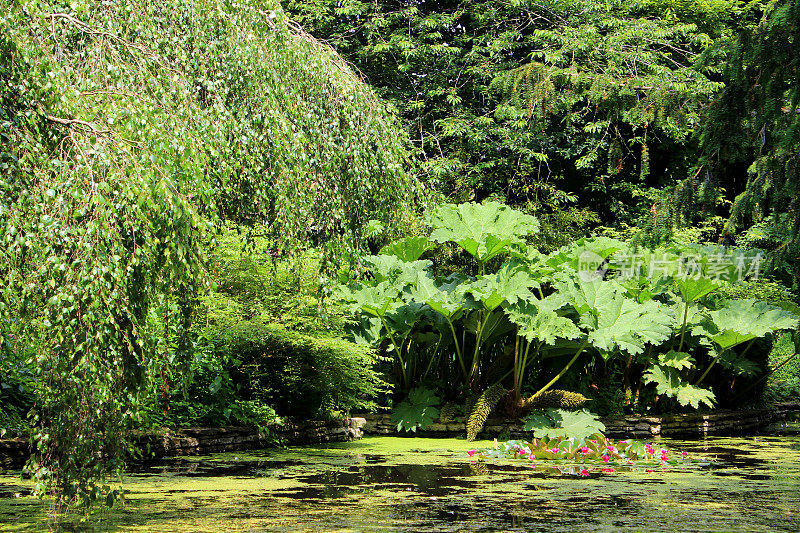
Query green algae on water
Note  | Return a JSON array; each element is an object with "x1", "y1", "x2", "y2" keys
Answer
[{"x1": 1, "y1": 435, "x2": 798, "y2": 532}]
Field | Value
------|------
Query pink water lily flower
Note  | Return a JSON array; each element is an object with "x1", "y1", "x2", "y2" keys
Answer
[
  {"x1": 580, "y1": 446, "x2": 590, "y2": 455},
  {"x1": 681, "y1": 451, "x2": 688, "y2": 457},
  {"x1": 579, "y1": 469, "x2": 589, "y2": 477},
  {"x1": 606, "y1": 445, "x2": 614, "y2": 452},
  {"x1": 589, "y1": 439, "x2": 597, "y2": 444},
  {"x1": 528, "y1": 453, "x2": 535, "y2": 461},
  {"x1": 466, "y1": 450, "x2": 476, "y2": 457},
  {"x1": 602, "y1": 468, "x2": 614, "y2": 473},
  {"x1": 549, "y1": 447, "x2": 559, "y2": 454},
  {"x1": 602, "y1": 455, "x2": 610, "y2": 463}
]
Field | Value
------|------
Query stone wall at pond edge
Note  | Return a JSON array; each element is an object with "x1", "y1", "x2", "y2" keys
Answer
[
  {"x1": 0, "y1": 418, "x2": 366, "y2": 469},
  {"x1": 360, "y1": 401, "x2": 800, "y2": 440},
  {"x1": 2, "y1": 404, "x2": 798, "y2": 469}
]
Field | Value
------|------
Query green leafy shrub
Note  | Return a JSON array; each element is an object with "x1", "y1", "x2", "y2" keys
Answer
[
  {"x1": 198, "y1": 230, "x2": 386, "y2": 419},
  {"x1": 140, "y1": 227, "x2": 388, "y2": 426},
  {"x1": 763, "y1": 332, "x2": 800, "y2": 402},
  {"x1": 219, "y1": 319, "x2": 385, "y2": 419},
  {"x1": 0, "y1": 320, "x2": 35, "y2": 437},
  {"x1": 140, "y1": 327, "x2": 281, "y2": 430}
]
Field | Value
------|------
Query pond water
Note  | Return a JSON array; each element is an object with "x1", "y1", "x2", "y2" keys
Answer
[{"x1": 1, "y1": 435, "x2": 799, "y2": 531}]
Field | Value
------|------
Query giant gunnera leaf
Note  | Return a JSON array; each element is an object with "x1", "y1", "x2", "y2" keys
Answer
[
  {"x1": 643, "y1": 365, "x2": 715, "y2": 409},
  {"x1": 523, "y1": 409, "x2": 605, "y2": 440},
  {"x1": 657, "y1": 350, "x2": 695, "y2": 370},
  {"x1": 554, "y1": 276, "x2": 617, "y2": 317},
  {"x1": 555, "y1": 236, "x2": 626, "y2": 275},
  {"x1": 391, "y1": 386, "x2": 441, "y2": 432},
  {"x1": 557, "y1": 278, "x2": 673, "y2": 356},
  {"x1": 363, "y1": 255, "x2": 431, "y2": 289},
  {"x1": 588, "y1": 298, "x2": 673, "y2": 356},
  {"x1": 335, "y1": 281, "x2": 399, "y2": 317},
  {"x1": 709, "y1": 299, "x2": 799, "y2": 350},
  {"x1": 674, "y1": 276, "x2": 720, "y2": 304},
  {"x1": 504, "y1": 300, "x2": 581, "y2": 345},
  {"x1": 343, "y1": 315, "x2": 384, "y2": 346},
  {"x1": 407, "y1": 272, "x2": 469, "y2": 319},
  {"x1": 379, "y1": 236, "x2": 433, "y2": 262},
  {"x1": 426, "y1": 202, "x2": 539, "y2": 264},
  {"x1": 468, "y1": 262, "x2": 538, "y2": 312}
]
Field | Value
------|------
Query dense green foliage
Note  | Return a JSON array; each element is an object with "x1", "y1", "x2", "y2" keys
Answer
[
  {"x1": 287, "y1": 1, "x2": 769, "y2": 238},
  {"x1": 391, "y1": 385, "x2": 441, "y2": 431},
  {"x1": 764, "y1": 333, "x2": 800, "y2": 402},
  {"x1": 336, "y1": 202, "x2": 798, "y2": 439},
  {"x1": 138, "y1": 230, "x2": 385, "y2": 429},
  {"x1": 700, "y1": 0, "x2": 800, "y2": 288},
  {"x1": 289, "y1": 0, "x2": 799, "y2": 287},
  {"x1": 1, "y1": 0, "x2": 413, "y2": 506},
  {"x1": 291, "y1": 0, "x2": 800, "y2": 429}
]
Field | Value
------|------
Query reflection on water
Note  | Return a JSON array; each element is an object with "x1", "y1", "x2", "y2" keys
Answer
[{"x1": 1, "y1": 435, "x2": 799, "y2": 532}]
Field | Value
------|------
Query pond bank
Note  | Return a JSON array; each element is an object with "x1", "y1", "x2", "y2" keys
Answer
[
  {"x1": 0, "y1": 418, "x2": 366, "y2": 469},
  {"x1": 1, "y1": 403, "x2": 798, "y2": 469},
  {"x1": 359, "y1": 401, "x2": 800, "y2": 440}
]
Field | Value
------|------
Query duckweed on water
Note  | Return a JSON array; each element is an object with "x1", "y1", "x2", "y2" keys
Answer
[{"x1": 1, "y1": 436, "x2": 799, "y2": 531}]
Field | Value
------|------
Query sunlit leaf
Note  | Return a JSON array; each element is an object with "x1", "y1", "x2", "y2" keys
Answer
[
  {"x1": 709, "y1": 299, "x2": 799, "y2": 350},
  {"x1": 379, "y1": 236, "x2": 433, "y2": 262},
  {"x1": 674, "y1": 277, "x2": 720, "y2": 303},
  {"x1": 468, "y1": 262, "x2": 538, "y2": 311},
  {"x1": 427, "y1": 202, "x2": 539, "y2": 263},
  {"x1": 524, "y1": 408, "x2": 605, "y2": 440},
  {"x1": 657, "y1": 350, "x2": 695, "y2": 370},
  {"x1": 643, "y1": 366, "x2": 715, "y2": 409},
  {"x1": 505, "y1": 300, "x2": 581, "y2": 345}
]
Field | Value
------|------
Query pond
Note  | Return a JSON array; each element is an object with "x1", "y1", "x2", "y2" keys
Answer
[{"x1": 1, "y1": 435, "x2": 799, "y2": 531}]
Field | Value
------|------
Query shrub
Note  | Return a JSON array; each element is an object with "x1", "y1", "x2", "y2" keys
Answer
[{"x1": 215, "y1": 318, "x2": 385, "y2": 419}]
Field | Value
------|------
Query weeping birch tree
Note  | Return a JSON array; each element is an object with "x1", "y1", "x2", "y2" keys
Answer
[{"x1": 0, "y1": 0, "x2": 416, "y2": 506}]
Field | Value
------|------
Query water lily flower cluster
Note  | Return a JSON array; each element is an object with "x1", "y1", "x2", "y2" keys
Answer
[{"x1": 468, "y1": 434, "x2": 691, "y2": 476}]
